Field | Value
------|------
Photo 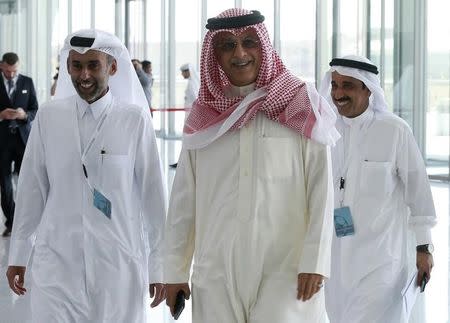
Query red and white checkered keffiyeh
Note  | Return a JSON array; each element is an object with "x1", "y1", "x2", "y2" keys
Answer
[{"x1": 184, "y1": 8, "x2": 317, "y2": 138}]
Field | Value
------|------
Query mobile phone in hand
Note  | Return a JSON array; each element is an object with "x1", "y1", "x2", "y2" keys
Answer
[
  {"x1": 173, "y1": 290, "x2": 185, "y2": 320},
  {"x1": 420, "y1": 273, "x2": 428, "y2": 293}
]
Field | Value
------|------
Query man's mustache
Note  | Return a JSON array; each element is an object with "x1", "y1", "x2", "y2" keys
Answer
[{"x1": 335, "y1": 97, "x2": 350, "y2": 102}]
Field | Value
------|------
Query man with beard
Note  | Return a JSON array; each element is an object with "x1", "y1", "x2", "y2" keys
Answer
[
  {"x1": 164, "y1": 8, "x2": 339, "y2": 323},
  {"x1": 6, "y1": 29, "x2": 167, "y2": 322},
  {"x1": 319, "y1": 55, "x2": 436, "y2": 322}
]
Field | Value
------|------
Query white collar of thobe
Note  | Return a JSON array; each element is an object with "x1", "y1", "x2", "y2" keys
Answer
[
  {"x1": 76, "y1": 90, "x2": 112, "y2": 120},
  {"x1": 341, "y1": 106, "x2": 374, "y2": 128},
  {"x1": 224, "y1": 83, "x2": 256, "y2": 98}
]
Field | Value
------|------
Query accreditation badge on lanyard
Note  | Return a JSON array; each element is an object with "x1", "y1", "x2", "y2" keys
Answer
[
  {"x1": 334, "y1": 139, "x2": 355, "y2": 237},
  {"x1": 334, "y1": 115, "x2": 373, "y2": 237},
  {"x1": 334, "y1": 176, "x2": 355, "y2": 237},
  {"x1": 80, "y1": 102, "x2": 113, "y2": 219}
]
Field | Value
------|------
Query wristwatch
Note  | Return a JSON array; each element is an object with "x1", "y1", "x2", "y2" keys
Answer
[{"x1": 416, "y1": 244, "x2": 434, "y2": 254}]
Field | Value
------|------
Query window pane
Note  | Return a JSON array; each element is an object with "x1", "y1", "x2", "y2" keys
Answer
[
  {"x1": 369, "y1": 0, "x2": 394, "y2": 112},
  {"x1": 72, "y1": 0, "x2": 91, "y2": 31},
  {"x1": 279, "y1": 0, "x2": 316, "y2": 81},
  {"x1": 383, "y1": 0, "x2": 394, "y2": 112},
  {"x1": 95, "y1": 0, "x2": 115, "y2": 33},
  {"x1": 128, "y1": 0, "x2": 145, "y2": 58},
  {"x1": 51, "y1": 0, "x2": 69, "y2": 98},
  {"x1": 337, "y1": 0, "x2": 364, "y2": 56},
  {"x1": 207, "y1": 0, "x2": 234, "y2": 18},
  {"x1": 146, "y1": 0, "x2": 162, "y2": 131},
  {"x1": 173, "y1": 0, "x2": 201, "y2": 136},
  {"x1": 242, "y1": 0, "x2": 274, "y2": 42},
  {"x1": 426, "y1": 0, "x2": 450, "y2": 179}
]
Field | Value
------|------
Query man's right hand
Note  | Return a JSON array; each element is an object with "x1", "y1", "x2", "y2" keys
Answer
[
  {"x1": 6, "y1": 266, "x2": 27, "y2": 295},
  {"x1": 165, "y1": 283, "x2": 190, "y2": 317}
]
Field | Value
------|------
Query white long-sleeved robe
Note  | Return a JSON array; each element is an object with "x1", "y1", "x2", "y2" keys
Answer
[
  {"x1": 165, "y1": 110, "x2": 334, "y2": 323},
  {"x1": 183, "y1": 76, "x2": 200, "y2": 122},
  {"x1": 325, "y1": 108, "x2": 437, "y2": 323},
  {"x1": 8, "y1": 93, "x2": 166, "y2": 323}
]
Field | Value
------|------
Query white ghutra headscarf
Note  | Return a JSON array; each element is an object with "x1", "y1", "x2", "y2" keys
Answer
[
  {"x1": 319, "y1": 55, "x2": 389, "y2": 114},
  {"x1": 54, "y1": 29, "x2": 148, "y2": 109}
]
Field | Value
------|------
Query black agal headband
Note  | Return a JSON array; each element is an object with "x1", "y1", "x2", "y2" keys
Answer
[
  {"x1": 206, "y1": 10, "x2": 265, "y2": 30},
  {"x1": 330, "y1": 58, "x2": 379, "y2": 75},
  {"x1": 70, "y1": 36, "x2": 95, "y2": 48}
]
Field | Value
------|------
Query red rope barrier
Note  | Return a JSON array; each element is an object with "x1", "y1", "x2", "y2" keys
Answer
[{"x1": 150, "y1": 107, "x2": 191, "y2": 112}]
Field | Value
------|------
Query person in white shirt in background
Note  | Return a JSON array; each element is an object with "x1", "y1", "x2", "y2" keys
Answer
[
  {"x1": 180, "y1": 63, "x2": 200, "y2": 120},
  {"x1": 169, "y1": 63, "x2": 200, "y2": 169},
  {"x1": 164, "y1": 8, "x2": 339, "y2": 323},
  {"x1": 319, "y1": 55, "x2": 437, "y2": 323},
  {"x1": 6, "y1": 29, "x2": 167, "y2": 323}
]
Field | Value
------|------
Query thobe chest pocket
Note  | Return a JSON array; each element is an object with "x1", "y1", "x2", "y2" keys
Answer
[
  {"x1": 101, "y1": 154, "x2": 130, "y2": 189},
  {"x1": 257, "y1": 137, "x2": 298, "y2": 180},
  {"x1": 359, "y1": 161, "x2": 394, "y2": 198}
]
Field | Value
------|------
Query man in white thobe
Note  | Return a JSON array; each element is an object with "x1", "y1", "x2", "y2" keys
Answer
[
  {"x1": 180, "y1": 63, "x2": 200, "y2": 115},
  {"x1": 319, "y1": 55, "x2": 437, "y2": 323},
  {"x1": 169, "y1": 63, "x2": 200, "y2": 168},
  {"x1": 6, "y1": 29, "x2": 167, "y2": 322},
  {"x1": 164, "y1": 8, "x2": 340, "y2": 323}
]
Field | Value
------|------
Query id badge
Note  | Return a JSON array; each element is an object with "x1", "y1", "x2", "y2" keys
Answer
[
  {"x1": 93, "y1": 188, "x2": 112, "y2": 219},
  {"x1": 334, "y1": 206, "x2": 355, "y2": 237}
]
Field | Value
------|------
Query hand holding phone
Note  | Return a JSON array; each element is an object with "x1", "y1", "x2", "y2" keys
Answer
[
  {"x1": 420, "y1": 272, "x2": 428, "y2": 293},
  {"x1": 173, "y1": 290, "x2": 185, "y2": 320}
]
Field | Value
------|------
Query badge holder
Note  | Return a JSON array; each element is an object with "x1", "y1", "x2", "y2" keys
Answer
[
  {"x1": 334, "y1": 177, "x2": 355, "y2": 237},
  {"x1": 83, "y1": 164, "x2": 112, "y2": 219}
]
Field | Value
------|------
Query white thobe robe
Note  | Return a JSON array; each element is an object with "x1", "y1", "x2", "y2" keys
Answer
[
  {"x1": 165, "y1": 96, "x2": 334, "y2": 322},
  {"x1": 9, "y1": 92, "x2": 166, "y2": 323},
  {"x1": 325, "y1": 108, "x2": 437, "y2": 323}
]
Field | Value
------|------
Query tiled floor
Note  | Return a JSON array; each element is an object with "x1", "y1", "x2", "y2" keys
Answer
[{"x1": 0, "y1": 138, "x2": 448, "y2": 322}]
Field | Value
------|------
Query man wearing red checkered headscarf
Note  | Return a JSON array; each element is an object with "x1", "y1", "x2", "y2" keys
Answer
[{"x1": 165, "y1": 8, "x2": 336, "y2": 322}]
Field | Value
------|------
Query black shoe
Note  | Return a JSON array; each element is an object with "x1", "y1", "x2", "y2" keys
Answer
[
  {"x1": 169, "y1": 163, "x2": 178, "y2": 168},
  {"x1": 2, "y1": 227, "x2": 11, "y2": 237}
]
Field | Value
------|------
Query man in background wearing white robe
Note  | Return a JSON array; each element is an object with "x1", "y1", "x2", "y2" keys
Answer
[
  {"x1": 180, "y1": 63, "x2": 200, "y2": 116},
  {"x1": 319, "y1": 55, "x2": 436, "y2": 323},
  {"x1": 169, "y1": 63, "x2": 200, "y2": 169},
  {"x1": 6, "y1": 29, "x2": 167, "y2": 322},
  {"x1": 164, "y1": 8, "x2": 339, "y2": 323}
]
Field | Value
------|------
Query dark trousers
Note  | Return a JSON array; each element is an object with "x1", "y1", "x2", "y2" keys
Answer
[{"x1": 0, "y1": 132, "x2": 25, "y2": 229}]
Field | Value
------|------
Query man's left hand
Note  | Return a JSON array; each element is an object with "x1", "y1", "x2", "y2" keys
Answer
[
  {"x1": 416, "y1": 252, "x2": 434, "y2": 286},
  {"x1": 297, "y1": 273, "x2": 324, "y2": 301},
  {"x1": 15, "y1": 108, "x2": 27, "y2": 120},
  {"x1": 149, "y1": 283, "x2": 166, "y2": 308}
]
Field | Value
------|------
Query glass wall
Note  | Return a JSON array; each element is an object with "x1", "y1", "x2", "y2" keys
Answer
[
  {"x1": 173, "y1": 0, "x2": 201, "y2": 136},
  {"x1": 71, "y1": 0, "x2": 91, "y2": 32},
  {"x1": 128, "y1": 0, "x2": 145, "y2": 58},
  {"x1": 279, "y1": 0, "x2": 316, "y2": 81},
  {"x1": 368, "y1": 0, "x2": 394, "y2": 108},
  {"x1": 146, "y1": 0, "x2": 162, "y2": 132},
  {"x1": 242, "y1": 0, "x2": 274, "y2": 42},
  {"x1": 426, "y1": 0, "x2": 450, "y2": 180},
  {"x1": 95, "y1": 0, "x2": 115, "y2": 32},
  {"x1": 207, "y1": 0, "x2": 234, "y2": 18},
  {"x1": 336, "y1": 0, "x2": 366, "y2": 57},
  {"x1": 0, "y1": 0, "x2": 448, "y2": 178}
]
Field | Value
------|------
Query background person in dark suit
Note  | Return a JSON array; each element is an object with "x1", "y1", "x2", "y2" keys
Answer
[{"x1": 0, "y1": 52, "x2": 38, "y2": 237}]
